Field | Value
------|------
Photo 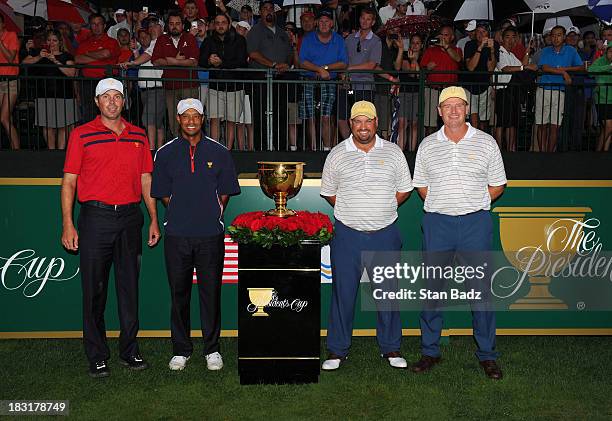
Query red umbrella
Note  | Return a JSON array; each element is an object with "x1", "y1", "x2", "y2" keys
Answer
[
  {"x1": 0, "y1": 0, "x2": 23, "y2": 33},
  {"x1": 377, "y1": 15, "x2": 443, "y2": 38},
  {"x1": 7, "y1": 0, "x2": 93, "y2": 24}
]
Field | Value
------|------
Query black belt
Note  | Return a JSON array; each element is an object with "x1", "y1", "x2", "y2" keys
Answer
[{"x1": 83, "y1": 201, "x2": 139, "y2": 211}]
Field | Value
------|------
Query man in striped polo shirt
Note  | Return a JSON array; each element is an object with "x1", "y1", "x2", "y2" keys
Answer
[
  {"x1": 320, "y1": 101, "x2": 413, "y2": 371},
  {"x1": 412, "y1": 86, "x2": 507, "y2": 379}
]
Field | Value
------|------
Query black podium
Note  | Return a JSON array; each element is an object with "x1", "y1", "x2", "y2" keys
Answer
[{"x1": 238, "y1": 241, "x2": 321, "y2": 385}]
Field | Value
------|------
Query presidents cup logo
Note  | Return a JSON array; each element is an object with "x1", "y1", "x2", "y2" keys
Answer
[
  {"x1": 492, "y1": 207, "x2": 612, "y2": 309},
  {"x1": 247, "y1": 288, "x2": 309, "y2": 317},
  {"x1": 0, "y1": 249, "x2": 80, "y2": 298}
]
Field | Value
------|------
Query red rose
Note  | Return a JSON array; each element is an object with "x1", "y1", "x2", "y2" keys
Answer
[{"x1": 250, "y1": 218, "x2": 265, "y2": 231}]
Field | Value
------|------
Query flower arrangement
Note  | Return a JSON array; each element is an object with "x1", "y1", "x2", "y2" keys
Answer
[{"x1": 228, "y1": 211, "x2": 333, "y2": 248}]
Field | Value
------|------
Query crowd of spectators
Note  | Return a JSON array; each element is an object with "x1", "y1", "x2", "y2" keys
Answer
[{"x1": 1, "y1": 0, "x2": 612, "y2": 152}]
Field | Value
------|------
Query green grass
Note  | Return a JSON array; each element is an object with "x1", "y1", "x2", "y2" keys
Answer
[{"x1": 1, "y1": 336, "x2": 612, "y2": 420}]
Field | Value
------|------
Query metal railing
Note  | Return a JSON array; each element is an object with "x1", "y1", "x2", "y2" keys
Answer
[{"x1": 2, "y1": 63, "x2": 610, "y2": 152}]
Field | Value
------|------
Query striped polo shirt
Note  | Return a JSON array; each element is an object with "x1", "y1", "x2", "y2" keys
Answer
[
  {"x1": 412, "y1": 123, "x2": 507, "y2": 216},
  {"x1": 321, "y1": 135, "x2": 413, "y2": 231}
]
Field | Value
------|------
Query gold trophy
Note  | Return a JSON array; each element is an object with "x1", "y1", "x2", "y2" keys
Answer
[
  {"x1": 257, "y1": 162, "x2": 305, "y2": 217},
  {"x1": 493, "y1": 207, "x2": 592, "y2": 309},
  {"x1": 247, "y1": 288, "x2": 275, "y2": 317}
]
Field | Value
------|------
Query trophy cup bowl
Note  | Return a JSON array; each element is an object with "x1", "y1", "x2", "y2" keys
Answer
[
  {"x1": 248, "y1": 288, "x2": 274, "y2": 317},
  {"x1": 492, "y1": 207, "x2": 592, "y2": 309},
  {"x1": 257, "y1": 162, "x2": 305, "y2": 218}
]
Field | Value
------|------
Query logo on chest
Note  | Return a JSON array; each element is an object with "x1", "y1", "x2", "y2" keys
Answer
[{"x1": 207, "y1": 161, "x2": 213, "y2": 169}]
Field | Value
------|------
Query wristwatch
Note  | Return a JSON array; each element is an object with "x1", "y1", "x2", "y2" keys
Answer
[{"x1": 324, "y1": 65, "x2": 329, "y2": 70}]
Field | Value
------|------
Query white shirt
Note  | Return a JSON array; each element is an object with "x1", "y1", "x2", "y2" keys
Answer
[
  {"x1": 405, "y1": 0, "x2": 426, "y2": 16},
  {"x1": 379, "y1": 5, "x2": 396, "y2": 24},
  {"x1": 107, "y1": 20, "x2": 131, "y2": 40},
  {"x1": 457, "y1": 36, "x2": 471, "y2": 54},
  {"x1": 413, "y1": 123, "x2": 507, "y2": 216},
  {"x1": 495, "y1": 46, "x2": 522, "y2": 89},
  {"x1": 138, "y1": 39, "x2": 163, "y2": 88},
  {"x1": 321, "y1": 135, "x2": 413, "y2": 231}
]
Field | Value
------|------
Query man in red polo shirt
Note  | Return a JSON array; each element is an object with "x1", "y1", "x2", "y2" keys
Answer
[
  {"x1": 151, "y1": 10, "x2": 200, "y2": 137},
  {"x1": 420, "y1": 25, "x2": 462, "y2": 132},
  {"x1": 61, "y1": 78, "x2": 161, "y2": 378},
  {"x1": 75, "y1": 13, "x2": 121, "y2": 122}
]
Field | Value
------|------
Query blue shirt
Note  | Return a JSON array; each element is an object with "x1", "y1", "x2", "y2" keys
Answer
[
  {"x1": 537, "y1": 45, "x2": 583, "y2": 90},
  {"x1": 299, "y1": 31, "x2": 348, "y2": 79},
  {"x1": 151, "y1": 135, "x2": 241, "y2": 237}
]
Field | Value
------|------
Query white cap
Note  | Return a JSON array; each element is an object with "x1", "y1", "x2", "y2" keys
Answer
[
  {"x1": 465, "y1": 20, "x2": 476, "y2": 32},
  {"x1": 236, "y1": 20, "x2": 251, "y2": 31},
  {"x1": 543, "y1": 27, "x2": 553, "y2": 36},
  {"x1": 568, "y1": 26, "x2": 580, "y2": 35},
  {"x1": 95, "y1": 78, "x2": 124, "y2": 97},
  {"x1": 115, "y1": 8, "x2": 126, "y2": 15},
  {"x1": 177, "y1": 98, "x2": 204, "y2": 115}
]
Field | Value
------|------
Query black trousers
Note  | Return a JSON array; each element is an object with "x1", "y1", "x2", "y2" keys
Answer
[
  {"x1": 164, "y1": 234, "x2": 225, "y2": 356},
  {"x1": 78, "y1": 203, "x2": 144, "y2": 363}
]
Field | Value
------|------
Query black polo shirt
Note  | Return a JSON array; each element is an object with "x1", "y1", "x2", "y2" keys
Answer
[{"x1": 151, "y1": 135, "x2": 241, "y2": 237}]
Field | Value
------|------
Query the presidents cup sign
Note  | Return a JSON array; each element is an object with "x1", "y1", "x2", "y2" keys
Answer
[{"x1": 0, "y1": 249, "x2": 79, "y2": 298}]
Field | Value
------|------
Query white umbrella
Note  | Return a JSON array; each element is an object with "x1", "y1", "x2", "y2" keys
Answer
[
  {"x1": 454, "y1": 0, "x2": 494, "y2": 21},
  {"x1": 226, "y1": 0, "x2": 280, "y2": 15},
  {"x1": 543, "y1": 15, "x2": 574, "y2": 31},
  {"x1": 282, "y1": 0, "x2": 320, "y2": 6}
]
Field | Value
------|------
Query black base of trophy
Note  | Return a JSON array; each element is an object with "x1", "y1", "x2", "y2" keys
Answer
[{"x1": 238, "y1": 241, "x2": 321, "y2": 385}]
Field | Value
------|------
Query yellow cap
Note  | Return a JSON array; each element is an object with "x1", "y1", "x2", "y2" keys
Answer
[
  {"x1": 350, "y1": 101, "x2": 377, "y2": 120},
  {"x1": 438, "y1": 86, "x2": 468, "y2": 106}
]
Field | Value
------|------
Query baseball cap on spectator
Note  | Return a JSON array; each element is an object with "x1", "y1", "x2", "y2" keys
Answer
[
  {"x1": 476, "y1": 21, "x2": 491, "y2": 32},
  {"x1": 114, "y1": 8, "x2": 126, "y2": 16},
  {"x1": 568, "y1": 26, "x2": 580, "y2": 35},
  {"x1": 177, "y1": 98, "x2": 204, "y2": 115},
  {"x1": 317, "y1": 8, "x2": 334, "y2": 19},
  {"x1": 236, "y1": 21, "x2": 251, "y2": 31},
  {"x1": 543, "y1": 27, "x2": 553, "y2": 36},
  {"x1": 143, "y1": 14, "x2": 164, "y2": 30},
  {"x1": 501, "y1": 18, "x2": 516, "y2": 27},
  {"x1": 95, "y1": 78, "x2": 124, "y2": 97},
  {"x1": 350, "y1": 101, "x2": 377, "y2": 120},
  {"x1": 438, "y1": 86, "x2": 468, "y2": 105},
  {"x1": 465, "y1": 20, "x2": 476, "y2": 32}
]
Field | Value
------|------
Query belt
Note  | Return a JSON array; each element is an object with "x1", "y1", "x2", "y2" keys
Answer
[{"x1": 83, "y1": 201, "x2": 139, "y2": 211}]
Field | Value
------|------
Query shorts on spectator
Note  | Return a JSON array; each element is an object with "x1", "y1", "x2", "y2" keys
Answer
[
  {"x1": 466, "y1": 86, "x2": 493, "y2": 121},
  {"x1": 35, "y1": 98, "x2": 78, "y2": 128},
  {"x1": 399, "y1": 92, "x2": 420, "y2": 120},
  {"x1": 299, "y1": 82, "x2": 336, "y2": 119},
  {"x1": 239, "y1": 94, "x2": 252, "y2": 124},
  {"x1": 337, "y1": 89, "x2": 375, "y2": 120},
  {"x1": 495, "y1": 88, "x2": 519, "y2": 128},
  {"x1": 287, "y1": 103, "x2": 300, "y2": 125},
  {"x1": 199, "y1": 85, "x2": 209, "y2": 112},
  {"x1": 0, "y1": 79, "x2": 17, "y2": 95},
  {"x1": 208, "y1": 89, "x2": 245, "y2": 123},
  {"x1": 141, "y1": 87, "x2": 166, "y2": 127},
  {"x1": 424, "y1": 87, "x2": 441, "y2": 127},
  {"x1": 535, "y1": 87, "x2": 565, "y2": 125},
  {"x1": 596, "y1": 103, "x2": 612, "y2": 121},
  {"x1": 374, "y1": 94, "x2": 390, "y2": 128}
]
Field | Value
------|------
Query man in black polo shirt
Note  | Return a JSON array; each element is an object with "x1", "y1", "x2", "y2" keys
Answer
[
  {"x1": 246, "y1": 0, "x2": 293, "y2": 150},
  {"x1": 152, "y1": 98, "x2": 241, "y2": 372}
]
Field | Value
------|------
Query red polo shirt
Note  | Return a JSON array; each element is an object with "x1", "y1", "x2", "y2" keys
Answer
[
  {"x1": 151, "y1": 33, "x2": 200, "y2": 89},
  {"x1": 420, "y1": 45, "x2": 462, "y2": 85},
  {"x1": 76, "y1": 34, "x2": 120, "y2": 78},
  {"x1": 64, "y1": 116, "x2": 153, "y2": 205}
]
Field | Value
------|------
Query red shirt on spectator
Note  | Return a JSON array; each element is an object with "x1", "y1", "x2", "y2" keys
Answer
[
  {"x1": 0, "y1": 30, "x2": 19, "y2": 76},
  {"x1": 151, "y1": 33, "x2": 200, "y2": 89},
  {"x1": 75, "y1": 28, "x2": 91, "y2": 45},
  {"x1": 420, "y1": 45, "x2": 462, "y2": 85},
  {"x1": 118, "y1": 48, "x2": 133, "y2": 63},
  {"x1": 512, "y1": 40, "x2": 526, "y2": 60},
  {"x1": 76, "y1": 34, "x2": 120, "y2": 78},
  {"x1": 64, "y1": 116, "x2": 153, "y2": 205}
]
